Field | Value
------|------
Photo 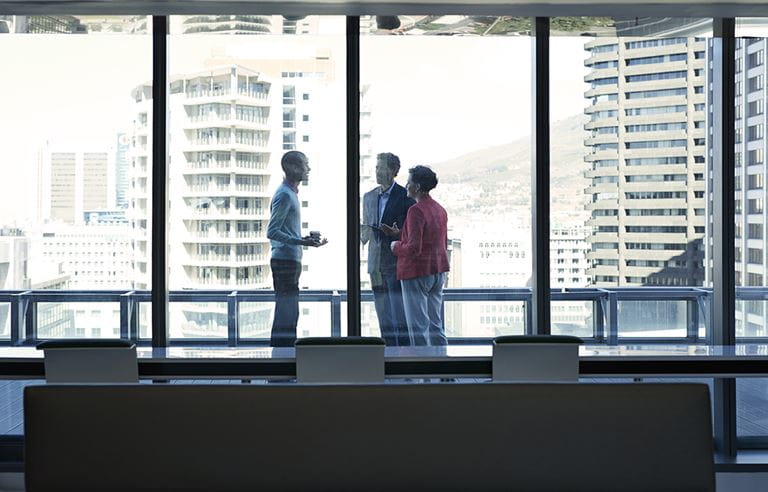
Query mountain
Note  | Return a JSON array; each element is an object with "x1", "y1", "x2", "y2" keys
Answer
[{"x1": 430, "y1": 113, "x2": 590, "y2": 225}]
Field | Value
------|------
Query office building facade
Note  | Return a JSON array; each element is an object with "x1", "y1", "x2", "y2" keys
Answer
[{"x1": 584, "y1": 36, "x2": 708, "y2": 287}]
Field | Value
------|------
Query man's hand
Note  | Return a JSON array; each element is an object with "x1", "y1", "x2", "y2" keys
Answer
[
  {"x1": 380, "y1": 222, "x2": 400, "y2": 237},
  {"x1": 301, "y1": 236, "x2": 328, "y2": 247}
]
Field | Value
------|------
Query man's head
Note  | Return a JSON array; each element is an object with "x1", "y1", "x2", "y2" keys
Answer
[
  {"x1": 375, "y1": 152, "x2": 400, "y2": 188},
  {"x1": 281, "y1": 151, "x2": 310, "y2": 183},
  {"x1": 406, "y1": 165, "x2": 438, "y2": 198}
]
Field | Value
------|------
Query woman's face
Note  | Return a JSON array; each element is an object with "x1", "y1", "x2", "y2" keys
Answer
[{"x1": 405, "y1": 175, "x2": 419, "y2": 199}]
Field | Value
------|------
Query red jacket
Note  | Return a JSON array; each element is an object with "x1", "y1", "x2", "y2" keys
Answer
[{"x1": 392, "y1": 195, "x2": 450, "y2": 280}]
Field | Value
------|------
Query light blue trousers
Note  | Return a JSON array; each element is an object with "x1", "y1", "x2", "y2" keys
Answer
[{"x1": 400, "y1": 272, "x2": 447, "y2": 346}]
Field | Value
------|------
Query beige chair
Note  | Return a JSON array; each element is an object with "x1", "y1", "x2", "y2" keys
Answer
[
  {"x1": 294, "y1": 336, "x2": 385, "y2": 383},
  {"x1": 492, "y1": 335, "x2": 583, "y2": 383},
  {"x1": 36, "y1": 339, "x2": 138, "y2": 383}
]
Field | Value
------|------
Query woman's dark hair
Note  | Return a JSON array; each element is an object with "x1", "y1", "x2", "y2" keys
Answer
[{"x1": 408, "y1": 165, "x2": 438, "y2": 193}]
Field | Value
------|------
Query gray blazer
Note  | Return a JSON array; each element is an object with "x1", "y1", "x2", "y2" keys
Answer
[{"x1": 361, "y1": 182, "x2": 414, "y2": 276}]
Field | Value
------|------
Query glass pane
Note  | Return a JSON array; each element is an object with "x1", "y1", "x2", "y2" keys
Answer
[
  {"x1": 360, "y1": 17, "x2": 532, "y2": 345},
  {"x1": 0, "y1": 303, "x2": 9, "y2": 339},
  {"x1": 37, "y1": 302, "x2": 120, "y2": 338},
  {"x1": 170, "y1": 302, "x2": 227, "y2": 339},
  {"x1": 550, "y1": 18, "x2": 713, "y2": 341},
  {"x1": 617, "y1": 300, "x2": 687, "y2": 338},
  {"x1": 551, "y1": 301, "x2": 594, "y2": 338},
  {"x1": 735, "y1": 24, "x2": 768, "y2": 339},
  {"x1": 139, "y1": 301, "x2": 151, "y2": 340},
  {"x1": 168, "y1": 15, "x2": 346, "y2": 344},
  {"x1": 737, "y1": 376, "x2": 768, "y2": 437},
  {"x1": 551, "y1": 17, "x2": 713, "y2": 37},
  {"x1": 361, "y1": 15, "x2": 531, "y2": 36},
  {"x1": 0, "y1": 16, "x2": 152, "y2": 344}
]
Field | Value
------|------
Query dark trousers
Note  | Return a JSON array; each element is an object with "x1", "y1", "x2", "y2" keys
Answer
[
  {"x1": 271, "y1": 259, "x2": 301, "y2": 347},
  {"x1": 371, "y1": 270, "x2": 409, "y2": 346}
]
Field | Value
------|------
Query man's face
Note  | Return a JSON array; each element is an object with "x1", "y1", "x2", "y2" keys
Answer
[
  {"x1": 288, "y1": 158, "x2": 310, "y2": 182},
  {"x1": 375, "y1": 158, "x2": 395, "y2": 187}
]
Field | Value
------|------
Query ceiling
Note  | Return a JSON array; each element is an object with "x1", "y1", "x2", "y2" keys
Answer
[{"x1": 1, "y1": 0, "x2": 768, "y2": 17}]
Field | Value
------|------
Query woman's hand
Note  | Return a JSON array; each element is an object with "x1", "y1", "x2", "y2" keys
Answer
[{"x1": 390, "y1": 241, "x2": 399, "y2": 252}]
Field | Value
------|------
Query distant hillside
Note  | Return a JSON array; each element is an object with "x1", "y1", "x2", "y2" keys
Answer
[{"x1": 430, "y1": 113, "x2": 589, "y2": 224}]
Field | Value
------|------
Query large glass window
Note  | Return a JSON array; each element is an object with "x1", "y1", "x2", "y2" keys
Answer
[
  {"x1": 168, "y1": 15, "x2": 347, "y2": 342},
  {"x1": 359, "y1": 16, "x2": 531, "y2": 344},
  {"x1": 734, "y1": 21, "x2": 768, "y2": 341},
  {"x1": 0, "y1": 15, "x2": 152, "y2": 340},
  {"x1": 550, "y1": 18, "x2": 712, "y2": 340}
]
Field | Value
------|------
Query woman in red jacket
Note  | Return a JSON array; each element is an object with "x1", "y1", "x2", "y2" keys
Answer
[{"x1": 387, "y1": 165, "x2": 449, "y2": 346}]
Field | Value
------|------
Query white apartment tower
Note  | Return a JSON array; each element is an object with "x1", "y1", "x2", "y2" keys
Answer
[{"x1": 584, "y1": 36, "x2": 708, "y2": 287}]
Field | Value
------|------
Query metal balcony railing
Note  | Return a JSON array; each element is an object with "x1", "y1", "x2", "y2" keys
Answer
[{"x1": 3, "y1": 286, "x2": 764, "y2": 347}]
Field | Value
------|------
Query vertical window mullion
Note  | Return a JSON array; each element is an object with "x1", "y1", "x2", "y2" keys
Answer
[
  {"x1": 531, "y1": 17, "x2": 551, "y2": 335},
  {"x1": 151, "y1": 15, "x2": 169, "y2": 348},
  {"x1": 346, "y1": 16, "x2": 361, "y2": 337},
  {"x1": 712, "y1": 17, "x2": 737, "y2": 457}
]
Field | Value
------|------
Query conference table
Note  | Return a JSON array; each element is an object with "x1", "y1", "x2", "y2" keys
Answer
[{"x1": 0, "y1": 343, "x2": 768, "y2": 379}]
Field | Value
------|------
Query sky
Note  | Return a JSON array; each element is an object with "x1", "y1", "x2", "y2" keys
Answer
[{"x1": 0, "y1": 21, "x2": 588, "y2": 225}]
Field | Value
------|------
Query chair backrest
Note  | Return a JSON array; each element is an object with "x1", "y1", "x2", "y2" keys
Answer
[
  {"x1": 492, "y1": 335, "x2": 583, "y2": 382},
  {"x1": 36, "y1": 339, "x2": 138, "y2": 383},
  {"x1": 294, "y1": 336, "x2": 385, "y2": 383},
  {"x1": 24, "y1": 383, "x2": 715, "y2": 492}
]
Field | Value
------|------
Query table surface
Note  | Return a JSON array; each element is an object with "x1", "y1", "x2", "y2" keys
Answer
[{"x1": 2, "y1": 343, "x2": 768, "y2": 361}]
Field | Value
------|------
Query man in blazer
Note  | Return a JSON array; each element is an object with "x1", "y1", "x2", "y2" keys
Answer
[{"x1": 361, "y1": 153, "x2": 415, "y2": 346}]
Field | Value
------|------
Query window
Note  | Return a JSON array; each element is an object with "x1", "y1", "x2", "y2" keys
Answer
[
  {"x1": 625, "y1": 209, "x2": 687, "y2": 216},
  {"x1": 625, "y1": 88, "x2": 688, "y2": 99},
  {"x1": 363, "y1": 18, "x2": 532, "y2": 339},
  {"x1": 589, "y1": 60, "x2": 619, "y2": 69},
  {"x1": 748, "y1": 49, "x2": 765, "y2": 68},
  {"x1": 625, "y1": 38, "x2": 686, "y2": 50},
  {"x1": 591, "y1": 76, "x2": 618, "y2": 87},
  {"x1": 626, "y1": 157, "x2": 686, "y2": 166},
  {"x1": 588, "y1": 43, "x2": 617, "y2": 53},
  {"x1": 625, "y1": 174, "x2": 686, "y2": 182},
  {"x1": 625, "y1": 53, "x2": 687, "y2": 65},
  {"x1": 625, "y1": 105, "x2": 686, "y2": 116},
  {"x1": 169, "y1": 14, "x2": 347, "y2": 340},
  {"x1": 625, "y1": 71, "x2": 686, "y2": 83},
  {"x1": 625, "y1": 139, "x2": 686, "y2": 149},
  {"x1": 625, "y1": 122, "x2": 687, "y2": 132}
]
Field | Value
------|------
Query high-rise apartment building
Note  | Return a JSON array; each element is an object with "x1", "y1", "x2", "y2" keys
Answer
[
  {"x1": 720, "y1": 37, "x2": 768, "y2": 337},
  {"x1": 115, "y1": 133, "x2": 131, "y2": 209},
  {"x1": 584, "y1": 36, "x2": 707, "y2": 287},
  {"x1": 129, "y1": 51, "x2": 342, "y2": 337},
  {"x1": 37, "y1": 140, "x2": 115, "y2": 225}
]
